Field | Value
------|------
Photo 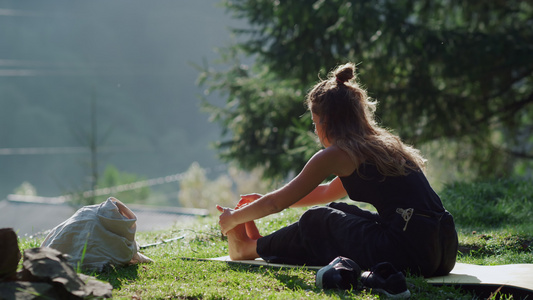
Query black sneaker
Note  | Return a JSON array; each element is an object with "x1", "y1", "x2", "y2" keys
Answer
[
  {"x1": 361, "y1": 262, "x2": 411, "y2": 299},
  {"x1": 316, "y1": 256, "x2": 361, "y2": 290}
]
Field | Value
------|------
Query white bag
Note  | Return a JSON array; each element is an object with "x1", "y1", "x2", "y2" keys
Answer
[{"x1": 41, "y1": 197, "x2": 151, "y2": 271}]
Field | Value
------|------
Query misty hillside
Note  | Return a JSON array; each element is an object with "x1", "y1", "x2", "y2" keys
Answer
[{"x1": 0, "y1": 0, "x2": 242, "y2": 198}]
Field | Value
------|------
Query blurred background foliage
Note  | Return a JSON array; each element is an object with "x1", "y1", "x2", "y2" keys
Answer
[
  {"x1": 178, "y1": 162, "x2": 274, "y2": 214},
  {"x1": 199, "y1": 0, "x2": 533, "y2": 182},
  {"x1": 0, "y1": 0, "x2": 238, "y2": 202},
  {"x1": 2, "y1": 1, "x2": 533, "y2": 209}
]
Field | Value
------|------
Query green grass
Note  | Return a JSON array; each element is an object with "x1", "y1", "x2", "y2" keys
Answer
[
  {"x1": 89, "y1": 213, "x2": 474, "y2": 300},
  {"x1": 440, "y1": 177, "x2": 533, "y2": 232},
  {"x1": 441, "y1": 177, "x2": 533, "y2": 268},
  {"x1": 17, "y1": 177, "x2": 533, "y2": 299}
]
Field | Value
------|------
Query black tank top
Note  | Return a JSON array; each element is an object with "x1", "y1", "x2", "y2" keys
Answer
[{"x1": 339, "y1": 163, "x2": 445, "y2": 219}]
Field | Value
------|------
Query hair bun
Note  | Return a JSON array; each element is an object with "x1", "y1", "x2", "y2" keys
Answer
[{"x1": 334, "y1": 63, "x2": 355, "y2": 84}]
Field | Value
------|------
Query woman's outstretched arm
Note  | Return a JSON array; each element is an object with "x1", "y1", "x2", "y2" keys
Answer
[
  {"x1": 289, "y1": 176, "x2": 347, "y2": 208},
  {"x1": 218, "y1": 146, "x2": 353, "y2": 235}
]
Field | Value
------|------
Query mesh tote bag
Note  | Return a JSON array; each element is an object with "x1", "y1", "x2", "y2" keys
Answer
[{"x1": 41, "y1": 197, "x2": 151, "y2": 271}]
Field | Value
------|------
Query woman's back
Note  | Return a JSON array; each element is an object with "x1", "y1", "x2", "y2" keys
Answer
[{"x1": 339, "y1": 163, "x2": 445, "y2": 218}]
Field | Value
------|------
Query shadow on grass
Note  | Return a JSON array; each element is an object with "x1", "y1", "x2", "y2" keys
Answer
[
  {"x1": 224, "y1": 263, "x2": 362, "y2": 298},
  {"x1": 89, "y1": 263, "x2": 140, "y2": 289},
  {"x1": 227, "y1": 263, "x2": 314, "y2": 286}
]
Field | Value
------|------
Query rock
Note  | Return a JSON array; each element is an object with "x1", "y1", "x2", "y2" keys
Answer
[
  {"x1": 0, "y1": 234, "x2": 113, "y2": 299},
  {"x1": 0, "y1": 228, "x2": 21, "y2": 282}
]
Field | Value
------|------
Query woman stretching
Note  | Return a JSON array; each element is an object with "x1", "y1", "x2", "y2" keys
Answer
[{"x1": 217, "y1": 62, "x2": 458, "y2": 277}]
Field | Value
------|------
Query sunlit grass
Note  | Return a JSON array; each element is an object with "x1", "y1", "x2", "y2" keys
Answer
[
  {"x1": 18, "y1": 212, "x2": 529, "y2": 299},
  {"x1": 16, "y1": 177, "x2": 533, "y2": 299}
]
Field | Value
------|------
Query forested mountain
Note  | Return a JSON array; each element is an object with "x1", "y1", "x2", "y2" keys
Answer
[{"x1": 0, "y1": 0, "x2": 238, "y2": 198}]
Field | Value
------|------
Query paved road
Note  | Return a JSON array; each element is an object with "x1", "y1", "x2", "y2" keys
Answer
[{"x1": 0, "y1": 200, "x2": 207, "y2": 237}]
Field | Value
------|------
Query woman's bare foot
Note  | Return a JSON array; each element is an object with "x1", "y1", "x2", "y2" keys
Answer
[
  {"x1": 226, "y1": 223, "x2": 259, "y2": 260},
  {"x1": 235, "y1": 196, "x2": 263, "y2": 240}
]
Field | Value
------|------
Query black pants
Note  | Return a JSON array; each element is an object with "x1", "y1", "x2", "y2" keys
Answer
[{"x1": 256, "y1": 202, "x2": 458, "y2": 277}]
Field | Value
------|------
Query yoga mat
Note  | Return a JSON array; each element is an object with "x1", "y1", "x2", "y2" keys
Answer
[
  {"x1": 426, "y1": 262, "x2": 533, "y2": 298},
  {"x1": 181, "y1": 255, "x2": 321, "y2": 270}
]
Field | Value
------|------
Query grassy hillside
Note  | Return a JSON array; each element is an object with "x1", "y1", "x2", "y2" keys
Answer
[{"x1": 17, "y1": 177, "x2": 533, "y2": 299}]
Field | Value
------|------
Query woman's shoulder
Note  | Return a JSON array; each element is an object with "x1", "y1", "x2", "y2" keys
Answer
[{"x1": 319, "y1": 145, "x2": 358, "y2": 177}]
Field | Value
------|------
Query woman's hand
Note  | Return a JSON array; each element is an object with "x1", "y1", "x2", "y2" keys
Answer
[
  {"x1": 216, "y1": 205, "x2": 238, "y2": 235},
  {"x1": 217, "y1": 194, "x2": 262, "y2": 235}
]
